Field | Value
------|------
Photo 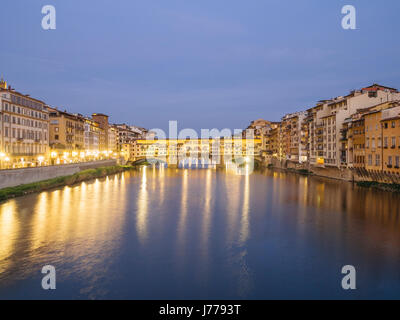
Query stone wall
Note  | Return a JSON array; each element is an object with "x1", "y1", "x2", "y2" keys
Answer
[
  {"x1": 268, "y1": 158, "x2": 354, "y2": 181},
  {"x1": 309, "y1": 165, "x2": 354, "y2": 181},
  {"x1": 350, "y1": 167, "x2": 400, "y2": 184},
  {"x1": 0, "y1": 160, "x2": 117, "y2": 189},
  {"x1": 266, "y1": 158, "x2": 400, "y2": 184}
]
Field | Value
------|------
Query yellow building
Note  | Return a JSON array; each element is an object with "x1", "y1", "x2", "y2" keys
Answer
[
  {"x1": 381, "y1": 106, "x2": 400, "y2": 173},
  {"x1": 364, "y1": 101, "x2": 400, "y2": 173},
  {"x1": 348, "y1": 116, "x2": 365, "y2": 168},
  {"x1": 48, "y1": 107, "x2": 85, "y2": 163},
  {"x1": 264, "y1": 126, "x2": 280, "y2": 159}
]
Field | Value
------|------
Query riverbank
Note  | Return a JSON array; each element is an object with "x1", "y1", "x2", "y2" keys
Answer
[
  {"x1": 0, "y1": 165, "x2": 135, "y2": 202},
  {"x1": 265, "y1": 164, "x2": 400, "y2": 193},
  {"x1": 356, "y1": 181, "x2": 400, "y2": 193}
]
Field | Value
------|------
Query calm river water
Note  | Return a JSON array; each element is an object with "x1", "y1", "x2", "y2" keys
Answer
[{"x1": 1, "y1": 168, "x2": 400, "y2": 299}]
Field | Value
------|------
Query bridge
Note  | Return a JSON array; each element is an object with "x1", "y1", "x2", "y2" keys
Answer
[{"x1": 123, "y1": 138, "x2": 263, "y2": 167}]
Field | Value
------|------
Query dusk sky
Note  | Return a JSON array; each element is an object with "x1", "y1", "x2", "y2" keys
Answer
[{"x1": 1, "y1": 0, "x2": 400, "y2": 132}]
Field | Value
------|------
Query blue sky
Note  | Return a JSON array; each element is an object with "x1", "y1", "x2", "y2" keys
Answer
[{"x1": 1, "y1": 0, "x2": 400, "y2": 132}]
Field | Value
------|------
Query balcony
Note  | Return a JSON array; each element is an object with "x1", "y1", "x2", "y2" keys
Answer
[{"x1": 387, "y1": 165, "x2": 393, "y2": 168}]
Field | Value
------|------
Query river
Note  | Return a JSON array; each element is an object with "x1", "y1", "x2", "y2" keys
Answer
[{"x1": 1, "y1": 167, "x2": 400, "y2": 299}]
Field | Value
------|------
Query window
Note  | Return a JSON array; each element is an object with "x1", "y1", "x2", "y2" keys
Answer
[
  {"x1": 368, "y1": 154, "x2": 372, "y2": 166},
  {"x1": 392, "y1": 137, "x2": 396, "y2": 148},
  {"x1": 383, "y1": 137, "x2": 387, "y2": 148},
  {"x1": 396, "y1": 156, "x2": 400, "y2": 168},
  {"x1": 376, "y1": 154, "x2": 380, "y2": 166},
  {"x1": 366, "y1": 138, "x2": 370, "y2": 148},
  {"x1": 388, "y1": 156, "x2": 393, "y2": 166},
  {"x1": 55, "y1": 135, "x2": 59, "y2": 140},
  {"x1": 392, "y1": 121, "x2": 396, "y2": 128}
]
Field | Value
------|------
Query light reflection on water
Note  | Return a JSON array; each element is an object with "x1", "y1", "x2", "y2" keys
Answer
[{"x1": 0, "y1": 168, "x2": 400, "y2": 299}]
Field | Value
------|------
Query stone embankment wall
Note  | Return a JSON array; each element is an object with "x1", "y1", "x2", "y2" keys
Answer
[
  {"x1": 266, "y1": 158, "x2": 400, "y2": 183},
  {"x1": 350, "y1": 167, "x2": 400, "y2": 184},
  {"x1": 0, "y1": 160, "x2": 117, "y2": 189},
  {"x1": 267, "y1": 158, "x2": 354, "y2": 181}
]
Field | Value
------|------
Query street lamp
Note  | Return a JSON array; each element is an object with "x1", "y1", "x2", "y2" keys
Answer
[{"x1": 38, "y1": 156, "x2": 44, "y2": 166}]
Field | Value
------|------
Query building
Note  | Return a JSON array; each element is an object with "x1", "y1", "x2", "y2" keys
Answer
[
  {"x1": 108, "y1": 125, "x2": 118, "y2": 153},
  {"x1": 84, "y1": 118, "x2": 101, "y2": 154},
  {"x1": 263, "y1": 124, "x2": 281, "y2": 162},
  {"x1": 348, "y1": 114, "x2": 365, "y2": 168},
  {"x1": 246, "y1": 119, "x2": 272, "y2": 139},
  {"x1": 381, "y1": 105, "x2": 400, "y2": 173},
  {"x1": 280, "y1": 111, "x2": 307, "y2": 162},
  {"x1": 308, "y1": 84, "x2": 400, "y2": 167},
  {"x1": 115, "y1": 124, "x2": 140, "y2": 149},
  {"x1": 48, "y1": 107, "x2": 85, "y2": 163},
  {"x1": 92, "y1": 113, "x2": 109, "y2": 151},
  {"x1": 0, "y1": 78, "x2": 50, "y2": 168}
]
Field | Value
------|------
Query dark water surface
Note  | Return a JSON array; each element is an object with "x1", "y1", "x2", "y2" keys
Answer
[{"x1": 1, "y1": 168, "x2": 400, "y2": 299}]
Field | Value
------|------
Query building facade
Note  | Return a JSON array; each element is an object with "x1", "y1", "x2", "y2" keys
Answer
[
  {"x1": 48, "y1": 107, "x2": 85, "y2": 163},
  {"x1": 0, "y1": 79, "x2": 49, "y2": 168}
]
